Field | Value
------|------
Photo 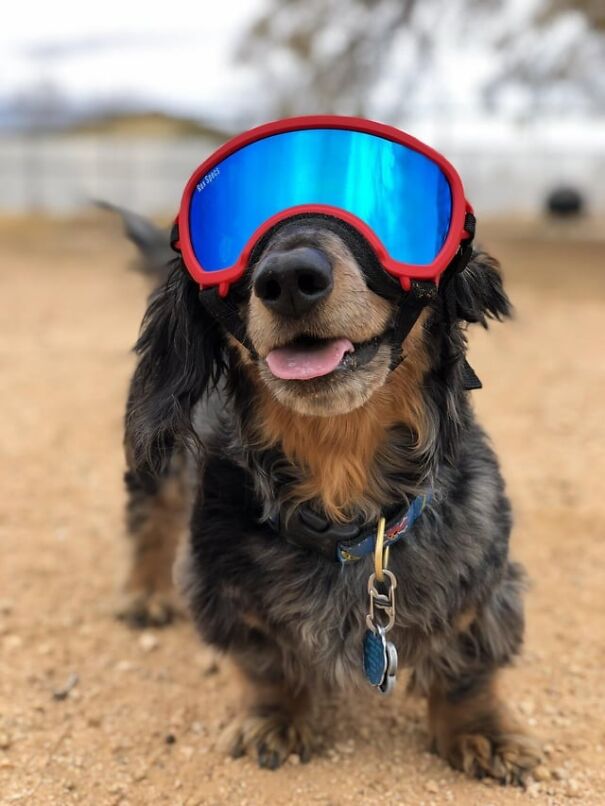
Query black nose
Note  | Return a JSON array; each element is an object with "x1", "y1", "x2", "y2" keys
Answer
[{"x1": 253, "y1": 247, "x2": 333, "y2": 318}]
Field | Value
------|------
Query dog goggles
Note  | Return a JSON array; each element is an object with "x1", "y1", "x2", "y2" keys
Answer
[{"x1": 173, "y1": 116, "x2": 473, "y2": 297}]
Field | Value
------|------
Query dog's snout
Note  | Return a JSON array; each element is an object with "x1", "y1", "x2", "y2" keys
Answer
[{"x1": 253, "y1": 247, "x2": 333, "y2": 318}]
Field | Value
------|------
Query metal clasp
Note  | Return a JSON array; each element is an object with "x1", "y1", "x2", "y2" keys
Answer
[{"x1": 366, "y1": 569, "x2": 397, "y2": 634}]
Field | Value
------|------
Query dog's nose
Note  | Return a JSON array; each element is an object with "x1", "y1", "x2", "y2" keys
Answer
[{"x1": 253, "y1": 247, "x2": 333, "y2": 318}]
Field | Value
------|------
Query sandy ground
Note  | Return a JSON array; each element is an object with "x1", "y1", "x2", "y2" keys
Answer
[{"x1": 0, "y1": 216, "x2": 604, "y2": 806}]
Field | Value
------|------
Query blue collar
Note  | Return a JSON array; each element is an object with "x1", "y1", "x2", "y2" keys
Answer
[
  {"x1": 337, "y1": 492, "x2": 431, "y2": 564},
  {"x1": 265, "y1": 490, "x2": 432, "y2": 563}
]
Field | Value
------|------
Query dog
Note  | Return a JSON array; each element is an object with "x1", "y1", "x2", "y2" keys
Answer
[{"x1": 116, "y1": 209, "x2": 541, "y2": 784}]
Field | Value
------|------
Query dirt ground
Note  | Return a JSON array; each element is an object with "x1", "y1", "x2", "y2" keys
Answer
[{"x1": 0, "y1": 216, "x2": 604, "y2": 806}]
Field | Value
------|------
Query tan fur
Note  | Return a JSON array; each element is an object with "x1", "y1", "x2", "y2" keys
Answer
[
  {"x1": 244, "y1": 230, "x2": 428, "y2": 418},
  {"x1": 428, "y1": 675, "x2": 541, "y2": 784},
  {"x1": 246, "y1": 232, "x2": 393, "y2": 357},
  {"x1": 241, "y1": 610, "x2": 268, "y2": 631},
  {"x1": 222, "y1": 665, "x2": 314, "y2": 766},
  {"x1": 117, "y1": 472, "x2": 188, "y2": 626},
  {"x1": 248, "y1": 312, "x2": 431, "y2": 521},
  {"x1": 454, "y1": 607, "x2": 477, "y2": 633}
]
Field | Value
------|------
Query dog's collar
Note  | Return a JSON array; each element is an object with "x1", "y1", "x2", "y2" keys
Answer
[{"x1": 265, "y1": 491, "x2": 432, "y2": 563}]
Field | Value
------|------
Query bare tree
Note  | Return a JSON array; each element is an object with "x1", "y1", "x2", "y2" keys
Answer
[
  {"x1": 485, "y1": 0, "x2": 605, "y2": 113},
  {"x1": 544, "y1": 0, "x2": 605, "y2": 31},
  {"x1": 239, "y1": 0, "x2": 423, "y2": 117},
  {"x1": 239, "y1": 0, "x2": 605, "y2": 118}
]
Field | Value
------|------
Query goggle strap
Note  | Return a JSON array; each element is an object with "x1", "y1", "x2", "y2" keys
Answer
[
  {"x1": 170, "y1": 220, "x2": 180, "y2": 251},
  {"x1": 182, "y1": 211, "x2": 479, "y2": 384},
  {"x1": 247, "y1": 212, "x2": 403, "y2": 302},
  {"x1": 198, "y1": 288, "x2": 258, "y2": 358},
  {"x1": 463, "y1": 211, "x2": 476, "y2": 240},
  {"x1": 388, "y1": 280, "x2": 437, "y2": 371},
  {"x1": 440, "y1": 230, "x2": 476, "y2": 328},
  {"x1": 461, "y1": 360, "x2": 482, "y2": 390},
  {"x1": 436, "y1": 215, "x2": 483, "y2": 391},
  {"x1": 389, "y1": 213, "x2": 477, "y2": 374}
]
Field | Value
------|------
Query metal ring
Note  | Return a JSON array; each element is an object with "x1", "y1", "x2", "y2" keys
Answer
[{"x1": 374, "y1": 516, "x2": 386, "y2": 581}]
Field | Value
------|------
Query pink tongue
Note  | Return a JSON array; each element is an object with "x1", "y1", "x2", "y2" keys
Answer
[{"x1": 266, "y1": 338, "x2": 354, "y2": 380}]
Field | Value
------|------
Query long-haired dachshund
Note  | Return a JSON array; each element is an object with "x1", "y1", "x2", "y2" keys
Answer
[{"x1": 116, "y1": 121, "x2": 541, "y2": 785}]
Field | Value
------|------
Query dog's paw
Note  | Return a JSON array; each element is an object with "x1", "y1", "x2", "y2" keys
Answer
[
  {"x1": 442, "y1": 730, "x2": 542, "y2": 786},
  {"x1": 115, "y1": 589, "x2": 184, "y2": 628},
  {"x1": 221, "y1": 713, "x2": 314, "y2": 770}
]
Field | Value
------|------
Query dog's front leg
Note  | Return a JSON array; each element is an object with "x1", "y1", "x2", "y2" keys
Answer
[
  {"x1": 428, "y1": 670, "x2": 541, "y2": 785},
  {"x1": 221, "y1": 633, "x2": 315, "y2": 769},
  {"x1": 423, "y1": 564, "x2": 541, "y2": 785},
  {"x1": 116, "y1": 448, "x2": 190, "y2": 627}
]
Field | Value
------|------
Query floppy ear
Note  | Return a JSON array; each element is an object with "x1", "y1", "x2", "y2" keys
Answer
[
  {"x1": 126, "y1": 263, "x2": 226, "y2": 476},
  {"x1": 451, "y1": 249, "x2": 512, "y2": 326}
]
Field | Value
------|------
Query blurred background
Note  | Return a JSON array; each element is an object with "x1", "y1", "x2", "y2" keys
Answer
[
  {"x1": 1, "y1": 0, "x2": 604, "y2": 216},
  {"x1": 1, "y1": 3, "x2": 604, "y2": 804}
]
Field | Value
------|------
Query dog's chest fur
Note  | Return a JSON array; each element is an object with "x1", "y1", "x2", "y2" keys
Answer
[{"x1": 179, "y1": 406, "x2": 513, "y2": 693}]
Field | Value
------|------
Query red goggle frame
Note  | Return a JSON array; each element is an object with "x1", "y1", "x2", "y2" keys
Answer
[{"x1": 173, "y1": 115, "x2": 474, "y2": 297}]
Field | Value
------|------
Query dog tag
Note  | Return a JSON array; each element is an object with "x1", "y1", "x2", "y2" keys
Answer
[
  {"x1": 363, "y1": 627, "x2": 398, "y2": 693},
  {"x1": 380, "y1": 639, "x2": 398, "y2": 694}
]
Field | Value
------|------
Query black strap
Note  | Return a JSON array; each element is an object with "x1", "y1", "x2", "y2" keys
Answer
[
  {"x1": 388, "y1": 280, "x2": 437, "y2": 371},
  {"x1": 173, "y1": 214, "x2": 481, "y2": 388},
  {"x1": 439, "y1": 212, "x2": 476, "y2": 324},
  {"x1": 198, "y1": 288, "x2": 258, "y2": 358},
  {"x1": 461, "y1": 360, "x2": 482, "y2": 390},
  {"x1": 435, "y1": 214, "x2": 482, "y2": 390},
  {"x1": 387, "y1": 213, "x2": 476, "y2": 374}
]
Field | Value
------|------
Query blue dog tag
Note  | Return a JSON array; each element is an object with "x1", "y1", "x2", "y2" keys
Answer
[
  {"x1": 363, "y1": 628, "x2": 387, "y2": 686},
  {"x1": 363, "y1": 627, "x2": 398, "y2": 693}
]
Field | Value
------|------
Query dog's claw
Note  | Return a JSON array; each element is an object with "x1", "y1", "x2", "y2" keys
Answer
[
  {"x1": 446, "y1": 731, "x2": 542, "y2": 786},
  {"x1": 258, "y1": 744, "x2": 281, "y2": 770},
  {"x1": 115, "y1": 590, "x2": 183, "y2": 629},
  {"x1": 229, "y1": 735, "x2": 245, "y2": 760},
  {"x1": 221, "y1": 713, "x2": 314, "y2": 770},
  {"x1": 298, "y1": 744, "x2": 312, "y2": 764}
]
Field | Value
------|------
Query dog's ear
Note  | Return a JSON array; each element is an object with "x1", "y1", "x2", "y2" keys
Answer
[
  {"x1": 126, "y1": 263, "x2": 225, "y2": 475},
  {"x1": 452, "y1": 249, "x2": 512, "y2": 326}
]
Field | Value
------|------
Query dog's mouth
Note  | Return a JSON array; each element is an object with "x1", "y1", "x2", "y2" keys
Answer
[{"x1": 265, "y1": 334, "x2": 384, "y2": 381}]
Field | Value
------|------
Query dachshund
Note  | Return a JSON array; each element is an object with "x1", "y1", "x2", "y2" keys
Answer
[{"x1": 116, "y1": 210, "x2": 541, "y2": 784}]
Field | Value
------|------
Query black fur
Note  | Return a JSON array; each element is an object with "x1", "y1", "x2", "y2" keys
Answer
[
  {"x1": 127, "y1": 245, "x2": 520, "y2": 672},
  {"x1": 166, "y1": 252, "x2": 520, "y2": 693},
  {"x1": 125, "y1": 264, "x2": 226, "y2": 477},
  {"x1": 122, "y1": 224, "x2": 538, "y2": 780},
  {"x1": 451, "y1": 253, "x2": 512, "y2": 326}
]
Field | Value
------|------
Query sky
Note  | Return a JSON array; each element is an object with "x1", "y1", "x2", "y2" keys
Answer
[
  {"x1": 1, "y1": 0, "x2": 603, "y2": 213},
  {"x1": 0, "y1": 0, "x2": 601, "y2": 133},
  {"x1": 0, "y1": 0, "x2": 262, "y2": 123},
  {"x1": 0, "y1": 0, "x2": 537, "y2": 123}
]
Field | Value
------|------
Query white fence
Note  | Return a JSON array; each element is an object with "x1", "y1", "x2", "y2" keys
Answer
[
  {"x1": 451, "y1": 147, "x2": 605, "y2": 216},
  {"x1": 0, "y1": 135, "x2": 220, "y2": 216},
  {"x1": 1, "y1": 131, "x2": 604, "y2": 216}
]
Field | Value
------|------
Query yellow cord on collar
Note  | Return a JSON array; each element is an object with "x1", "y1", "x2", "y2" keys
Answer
[{"x1": 374, "y1": 516, "x2": 390, "y2": 582}]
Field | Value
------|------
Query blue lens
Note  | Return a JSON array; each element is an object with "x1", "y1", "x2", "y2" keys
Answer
[{"x1": 189, "y1": 128, "x2": 452, "y2": 272}]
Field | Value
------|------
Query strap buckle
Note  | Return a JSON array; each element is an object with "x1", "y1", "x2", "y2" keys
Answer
[
  {"x1": 170, "y1": 220, "x2": 180, "y2": 251},
  {"x1": 366, "y1": 569, "x2": 397, "y2": 634}
]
